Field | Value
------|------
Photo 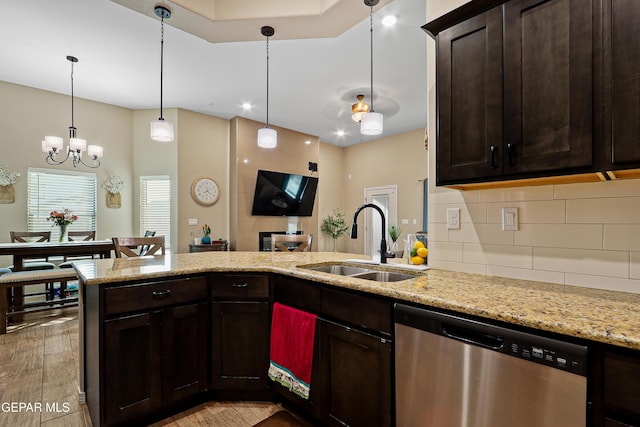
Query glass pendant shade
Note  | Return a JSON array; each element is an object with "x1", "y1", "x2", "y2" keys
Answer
[
  {"x1": 257, "y1": 127, "x2": 277, "y2": 148},
  {"x1": 150, "y1": 120, "x2": 174, "y2": 143},
  {"x1": 87, "y1": 145, "x2": 104, "y2": 158},
  {"x1": 360, "y1": 112, "x2": 383, "y2": 135},
  {"x1": 69, "y1": 137, "x2": 87, "y2": 152},
  {"x1": 42, "y1": 136, "x2": 64, "y2": 152}
]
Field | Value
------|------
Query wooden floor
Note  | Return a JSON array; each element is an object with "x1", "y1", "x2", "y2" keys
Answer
[{"x1": 0, "y1": 310, "x2": 285, "y2": 427}]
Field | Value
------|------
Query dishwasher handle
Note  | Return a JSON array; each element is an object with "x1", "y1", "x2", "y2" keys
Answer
[{"x1": 442, "y1": 323, "x2": 505, "y2": 350}]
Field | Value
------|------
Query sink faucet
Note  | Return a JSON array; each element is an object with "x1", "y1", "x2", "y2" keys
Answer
[{"x1": 350, "y1": 203, "x2": 388, "y2": 264}]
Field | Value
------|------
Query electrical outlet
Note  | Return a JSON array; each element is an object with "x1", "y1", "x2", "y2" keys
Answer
[
  {"x1": 447, "y1": 208, "x2": 460, "y2": 230},
  {"x1": 502, "y1": 207, "x2": 518, "y2": 231}
]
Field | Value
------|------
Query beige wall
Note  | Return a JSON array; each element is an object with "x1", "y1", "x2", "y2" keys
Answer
[
  {"x1": 340, "y1": 129, "x2": 429, "y2": 255},
  {"x1": 176, "y1": 109, "x2": 230, "y2": 253},
  {"x1": 231, "y1": 117, "x2": 320, "y2": 251},
  {"x1": 0, "y1": 80, "x2": 134, "y2": 265},
  {"x1": 317, "y1": 143, "x2": 346, "y2": 251},
  {"x1": 426, "y1": 0, "x2": 640, "y2": 294}
]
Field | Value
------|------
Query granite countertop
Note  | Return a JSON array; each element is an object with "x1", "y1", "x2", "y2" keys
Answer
[{"x1": 74, "y1": 251, "x2": 640, "y2": 351}]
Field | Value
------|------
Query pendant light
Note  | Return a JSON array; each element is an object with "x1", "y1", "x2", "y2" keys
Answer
[
  {"x1": 352, "y1": 94, "x2": 370, "y2": 122},
  {"x1": 150, "y1": 6, "x2": 174, "y2": 143},
  {"x1": 360, "y1": 0, "x2": 383, "y2": 136},
  {"x1": 257, "y1": 26, "x2": 277, "y2": 149},
  {"x1": 42, "y1": 56, "x2": 103, "y2": 168}
]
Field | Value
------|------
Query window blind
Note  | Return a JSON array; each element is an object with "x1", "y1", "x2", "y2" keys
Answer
[
  {"x1": 140, "y1": 176, "x2": 171, "y2": 250},
  {"x1": 27, "y1": 168, "x2": 97, "y2": 241}
]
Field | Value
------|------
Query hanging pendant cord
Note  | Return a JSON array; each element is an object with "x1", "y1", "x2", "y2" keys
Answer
[
  {"x1": 159, "y1": 15, "x2": 165, "y2": 120},
  {"x1": 369, "y1": 6, "x2": 375, "y2": 113},
  {"x1": 70, "y1": 59, "x2": 76, "y2": 138},
  {"x1": 266, "y1": 36, "x2": 270, "y2": 128}
]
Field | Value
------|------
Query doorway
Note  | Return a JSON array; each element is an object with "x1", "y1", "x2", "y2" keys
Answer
[{"x1": 363, "y1": 185, "x2": 397, "y2": 260}]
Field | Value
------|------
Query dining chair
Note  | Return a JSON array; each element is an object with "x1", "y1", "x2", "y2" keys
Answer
[
  {"x1": 8, "y1": 231, "x2": 55, "y2": 271},
  {"x1": 112, "y1": 236, "x2": 165, "y2": 258},
  {"x1": 271, "y1": 234, "x2": 313, "y2": 252},
  {"x1": 58, "y1": 230, "x2": 97, "y2": 269}
]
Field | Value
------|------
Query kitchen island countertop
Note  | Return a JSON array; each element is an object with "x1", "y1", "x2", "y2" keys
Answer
[{"x1": 74, "y1": 251, "x2": 640, "y2": 351}]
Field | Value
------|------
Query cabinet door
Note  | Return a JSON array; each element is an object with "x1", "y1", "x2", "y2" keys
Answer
[
  {"x1": 162, "y1": 302, "x2": 209, "y2": 404},
  {"x1": 436, "y1": 7, "x2": 503, "y2": 185},
  {"x1": 104, "y1": 312, "x2": 162, "y2": 425},
  {"x1": 503, "y1": 0, "x2": 593, "y2": 175},
  {"x1": 211, "y1": 301, "x2": 270, "y2": 390},
  {"x1": 604, "y1": 0, "x2": 640, "y2": 169},
  {"x1": 318, "y1": 319, "x2": 392, "y2": 427}
]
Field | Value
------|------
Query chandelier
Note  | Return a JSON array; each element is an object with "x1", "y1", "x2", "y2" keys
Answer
[
  {"x1": 352, "y1": 94, "x2": 370, "y2": 123},
  {"x1": 42, "y1": 56, "x2": 103, "y2": 168}
]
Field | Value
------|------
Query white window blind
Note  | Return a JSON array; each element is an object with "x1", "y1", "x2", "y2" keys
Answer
[
  {"x1": 140, "y1": 176, "x2": 171, "y2": 250},
  {"x1": 27, "y1": 168, "x2": 97, "y2": 241}
]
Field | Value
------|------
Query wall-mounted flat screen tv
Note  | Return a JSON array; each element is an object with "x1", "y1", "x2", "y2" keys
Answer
[{"x1": 251, "y1": 169, "x2": 318, "y2": 216}]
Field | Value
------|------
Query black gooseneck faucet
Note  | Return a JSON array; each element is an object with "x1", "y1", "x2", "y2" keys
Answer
[{"x1": 350, "y1": 203, "x2": 388, "y2": 264}]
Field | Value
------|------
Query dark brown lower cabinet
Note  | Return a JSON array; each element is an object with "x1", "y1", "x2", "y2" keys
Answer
[
  {"x1": 211, "y1": 301, "x2": 270, "y2": 390},
  {"x1": 318, "y1": 318, "x2": 392, "y2": 427},
  {"x1": 103, "y1": 302, "x2": 209, "y2": 425},
  {"x1": 104, "y1": 312, "x2": 162, "y2": 425},
  {"x1": 603, "y1": 347, "x2": 640, "y2": 426}
]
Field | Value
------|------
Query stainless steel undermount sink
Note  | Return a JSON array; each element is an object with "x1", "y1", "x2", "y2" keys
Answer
[{"x1": 299, "y1": 263, "x2": 417, "y2": 282}]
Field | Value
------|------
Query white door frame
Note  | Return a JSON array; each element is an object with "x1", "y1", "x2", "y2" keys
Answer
[{"x1": 363, "y1": 185, "x2": 397, "y2": 259}]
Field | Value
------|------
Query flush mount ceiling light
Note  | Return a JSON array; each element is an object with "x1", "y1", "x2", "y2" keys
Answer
[
  {"x1": 257, "y1": 25, "x2": 277, "y2": 149},
  {"x1": 360, "y1": 0, "x2": 383, "y2": 136},
  {"x1": 351, "y1": 94, "x2": 370, "y2": 123},
  {"x1": 150, "y1": 5, "x2": 174, "y2": 143},
  {"x1": 42, "y1": 56, "x2": 103, "y2": 168}
]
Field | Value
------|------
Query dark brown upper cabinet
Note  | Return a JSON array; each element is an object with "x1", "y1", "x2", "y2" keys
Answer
[{"x1": 426, "y1": 0, "x2": 597, "y2": 187}]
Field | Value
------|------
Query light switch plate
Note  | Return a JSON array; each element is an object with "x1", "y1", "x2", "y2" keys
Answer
[
  {"x1": 502, "y1": 207, "x2": 518, "y2": 231},
  {"x1": 447, "y1": 208, "x2": 460, "y2": 229},
  {"x1": 188, "y1": 218, "x2": 198, "y2": 225}
]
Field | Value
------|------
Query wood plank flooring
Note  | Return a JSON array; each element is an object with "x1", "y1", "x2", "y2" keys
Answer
[{"x1": 0, "y1": 309, "x2": 285, "y2": 427}]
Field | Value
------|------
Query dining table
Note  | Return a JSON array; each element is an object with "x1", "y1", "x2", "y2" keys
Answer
[{"x1": 0, "y1": 240, "x2": 115, "y2": 321}]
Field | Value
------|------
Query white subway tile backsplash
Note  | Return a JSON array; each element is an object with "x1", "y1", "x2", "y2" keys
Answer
[
  {"x1": 515, "y1": 224, "x2": 603, "y2": 249},
  {"x1": 604, "y1": 225, "x2": 640, "y2": 251},
  {"x1": 430, "y1": 188, "x2": 479, "y2": 205},
  {"x1": 432, "y1": 203, "x2": 487, "y2": 224},
  {"x1": 566, "y1": 197, "x2": 640, "y2": 224},
  {"x1": 486, "y1": 200, "x2": 566, "y2": 224},
  {"x1": 479, "y1": 185, "x2": 555, "y2": 202},
  {"x1": 428, "y1": 241, "x2": 463, "y2": 262},
  {"x1": 487, "y1": 265, "x2": 565, "y2": 285},
  {"x1": 533, "y1": 247, "x2": 629, "y2": 278},
  {"x1": 565, "y1": 274, "x2": 640, "y2": 294},
  {"x1": 464, "y1": 243, "x2": 533, "y2": 268},
  {"x1": 555, "y1": 179, "x2": 640, "y2": 199},
  {"x1": 449, "y1": 223, "x2": 513, "y2": 245}
]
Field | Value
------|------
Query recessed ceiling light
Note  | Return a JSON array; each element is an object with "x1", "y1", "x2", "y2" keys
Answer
[
  {"x1": 336, "y1": 130, "x2": 345, "y2": 137},
  {"x1": 382, "y1": 15, "x2": 397, "y2": 27},
  {"x1": 305, "y1": 140, "x2": 312, "y2": 145},
  {"x1": 242, "y1": 102, "x2": 252, "y2": 110},
  {"x1": 242, "y1": 158, "x2": 250, "y2": 164}
]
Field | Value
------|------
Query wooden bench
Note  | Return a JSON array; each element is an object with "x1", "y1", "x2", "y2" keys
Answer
[{"x1": 0, "y1": 269, "x2": 79, "y2": 334}]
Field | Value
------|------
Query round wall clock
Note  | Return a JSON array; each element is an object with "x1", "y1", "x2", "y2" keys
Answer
[{"x1": 191, "y1": 176, "x2": 220, "y2": 206}]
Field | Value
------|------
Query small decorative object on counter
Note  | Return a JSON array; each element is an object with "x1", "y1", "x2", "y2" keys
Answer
[
  {"x1": 48, "y1": 208, "x2": 78, "y2": 242},
  {"x1": 0, "y1": 164, "x2": 20, "y2": 204},
  {"x1": 201, "y1": 224, "x2": 212, "y2": 244},
  {"x1": 406, "y1": 234, "x2": 428, "y2": 266},
  {"x1": 102, "y1": 173, "x2": 124, "y2": 208},
  {"x1": 389, "y1": 225, "x2": 403, "y2": 258}
]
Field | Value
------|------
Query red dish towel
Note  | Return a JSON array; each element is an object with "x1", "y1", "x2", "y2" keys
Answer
[{"x1": 268, "y1": 302, "x2": 317, "y2": 399}]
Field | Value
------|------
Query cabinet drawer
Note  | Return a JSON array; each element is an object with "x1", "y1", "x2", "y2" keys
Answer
[
  {"x1": 273, "y1": 275, "x2": 322, "y2": 314},
  {"x1": 212, "y1": 274, "x2": 269, "y2": 299},
  {"x1": 104, "y1": 276, "x2": 208, "y2": 316},
  {"x1": 604, "y1": 349, "x2": 640, "y2": 416},
  {"x1": 322, "y1": 287, "x2": 392, "y2": 336}
]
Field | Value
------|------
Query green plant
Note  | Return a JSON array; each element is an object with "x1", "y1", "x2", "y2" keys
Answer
[
  {"x1": 321, "y1": 209, "x2": 350, "y2": 251},
  {"x1": 389, "y1": 225, "x2": 402, "y2": 243}
]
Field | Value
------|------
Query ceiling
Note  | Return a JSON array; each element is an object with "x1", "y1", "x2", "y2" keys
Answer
[{"x1": 0, "y1": 0, "x2": 427, "y2": 147}]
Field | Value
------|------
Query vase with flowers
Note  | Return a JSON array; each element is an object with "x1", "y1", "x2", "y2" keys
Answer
[
  {"x1": 201, "y1": 224, "x2": 212, "y2": 244},
  {"x1": 48, "y1": 208, "x2": 78, "y2": 242}
]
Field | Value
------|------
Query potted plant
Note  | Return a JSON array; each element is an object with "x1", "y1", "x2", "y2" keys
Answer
[
  {"x1": 321, "y1": 209, "x2": 350, "y2": 252},
  {"x1": 201, "y1": 224, "x2": 212, "y2": 244},
  {"x1": 389, "y1": 225, "x2": 403, "y2": 258},
  {"x1": 0, "y1": 164, "x2": 20, "y2": 204}
]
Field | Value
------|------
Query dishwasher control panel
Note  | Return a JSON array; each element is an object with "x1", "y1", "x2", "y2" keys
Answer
[{"x1": 395, "y1": 304, "x2": 588, "y2": 376}]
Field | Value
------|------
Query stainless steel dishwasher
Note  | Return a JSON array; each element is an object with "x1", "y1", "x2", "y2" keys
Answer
[{"x1": 395, "y1": 304, "x2": 588, "y2": 427}]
